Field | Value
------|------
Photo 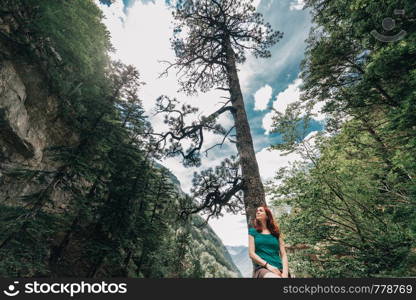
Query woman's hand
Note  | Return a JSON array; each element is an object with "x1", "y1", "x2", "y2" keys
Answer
[
  {"x1": 281, "y1": 271, "x2": 289, "y2": 278},
  {"x1": 266, "y1": 264, "x2": 282, "y2": 276}
]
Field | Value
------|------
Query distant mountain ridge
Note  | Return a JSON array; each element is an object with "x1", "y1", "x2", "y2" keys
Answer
[{"x1": 225, "y1": 245, "x2": 252, "y2": 278}]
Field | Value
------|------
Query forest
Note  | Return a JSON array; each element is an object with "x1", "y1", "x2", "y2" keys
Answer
[{"x1": 0, "y1": 0, "x2": 415, "y2": 278}]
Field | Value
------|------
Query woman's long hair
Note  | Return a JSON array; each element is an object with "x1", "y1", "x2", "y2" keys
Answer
[{"x1": 252, "y1": 205, "x2": 280, "y2": 239}]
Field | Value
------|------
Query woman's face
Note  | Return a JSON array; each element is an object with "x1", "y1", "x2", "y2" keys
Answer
[{"x1": 255, "y1": 207, "x2": 267, "y2": 221}]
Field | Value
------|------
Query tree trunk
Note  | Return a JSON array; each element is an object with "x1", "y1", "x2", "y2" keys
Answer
[{"x1": 224, "y1": 36, "x2": 266, "y2": 225}]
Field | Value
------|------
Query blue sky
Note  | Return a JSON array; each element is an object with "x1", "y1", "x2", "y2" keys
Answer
[{"x1": 98, "y1": 0, "x2": 323, "y2": 247}]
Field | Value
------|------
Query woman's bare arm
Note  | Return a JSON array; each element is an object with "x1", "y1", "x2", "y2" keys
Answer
[{"x1": 279, "y1": 235, "x2": 289, "y2": 277}]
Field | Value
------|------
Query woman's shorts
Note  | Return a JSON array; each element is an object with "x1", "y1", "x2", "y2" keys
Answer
[{"x1": 252, "y1": 265, "x2": 291, "y2": 278}]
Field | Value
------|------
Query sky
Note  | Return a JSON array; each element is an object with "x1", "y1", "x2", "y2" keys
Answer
[{"x1": 97, "y1": 0, "x2": 323, "y2": 246}]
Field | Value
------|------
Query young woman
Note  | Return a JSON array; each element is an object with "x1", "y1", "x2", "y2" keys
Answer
[{"x1": 248, "y1": 205, "x2": 290, "y2": 278}]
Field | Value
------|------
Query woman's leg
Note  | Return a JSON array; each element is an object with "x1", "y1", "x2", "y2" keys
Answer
[
  {"x1": 253, "y1": 267, "x2": 282, "y2": 278},
  {"x1": 263, "y1": 272, "x2": 281, "y2": 278}
]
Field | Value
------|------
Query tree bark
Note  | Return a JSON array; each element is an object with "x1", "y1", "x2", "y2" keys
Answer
[{"x1": 224, "y1": 36, "x2": 266, "y2": 225}]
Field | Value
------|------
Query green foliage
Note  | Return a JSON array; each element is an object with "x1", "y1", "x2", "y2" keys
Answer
[
  {"x1": 26, "y1": 0, "x2": 112, "y2": 80},
  {"x1": 268, "y1": 127, "x2": 415, "y2": 277},
  {"x1": 267, "y1": 0, "x2": 416, "y2": 277},
  {"x1": 0, "y1": 206, "x2": 65, "y2": 277}
]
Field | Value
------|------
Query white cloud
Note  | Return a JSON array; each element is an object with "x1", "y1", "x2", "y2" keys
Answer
[
  {"x1": 304, "y1": 130, "x2": 318, "y2": 141},
  {"x1": 253, "y1": 84, "x2": 272, "y2": 111},
  {"x1": 238, "y1": 54, "x2": 256, "y2": 94},
  {"x1": 256, "y1": 130, "x2": 320, "y2": 182},
  {"x1": 256, "y1": 147, "x2": 302, "y2": 181},
  {"x1": 262, "y1": 77, "x2": 302, "y2": 134},
  {"x1": 303, "y1": 130, "x2": 320, "y2": 152},
  {"x1": 310, "y1": 100, "x2": 326, "y2": 121},
  {"x1": 289, "y1": 0, "x2": 305, "y2": 10},
  {"x1": 273, "y1": 78, "x2": 303, "y2": 114},
  {"x1": 208, "y1": 213, "x2": 248, "y2": 247},
  {"x1": 262, "y1": 112, "x2": 274, "y2": 135},
  {"x1": 261, "y1": 76, "x2": 326, "y2": 134}
]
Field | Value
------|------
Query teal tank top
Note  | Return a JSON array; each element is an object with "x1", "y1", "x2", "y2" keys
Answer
[{"x1": 249, "y1": 227, "x2": 283, "y2": 269}]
